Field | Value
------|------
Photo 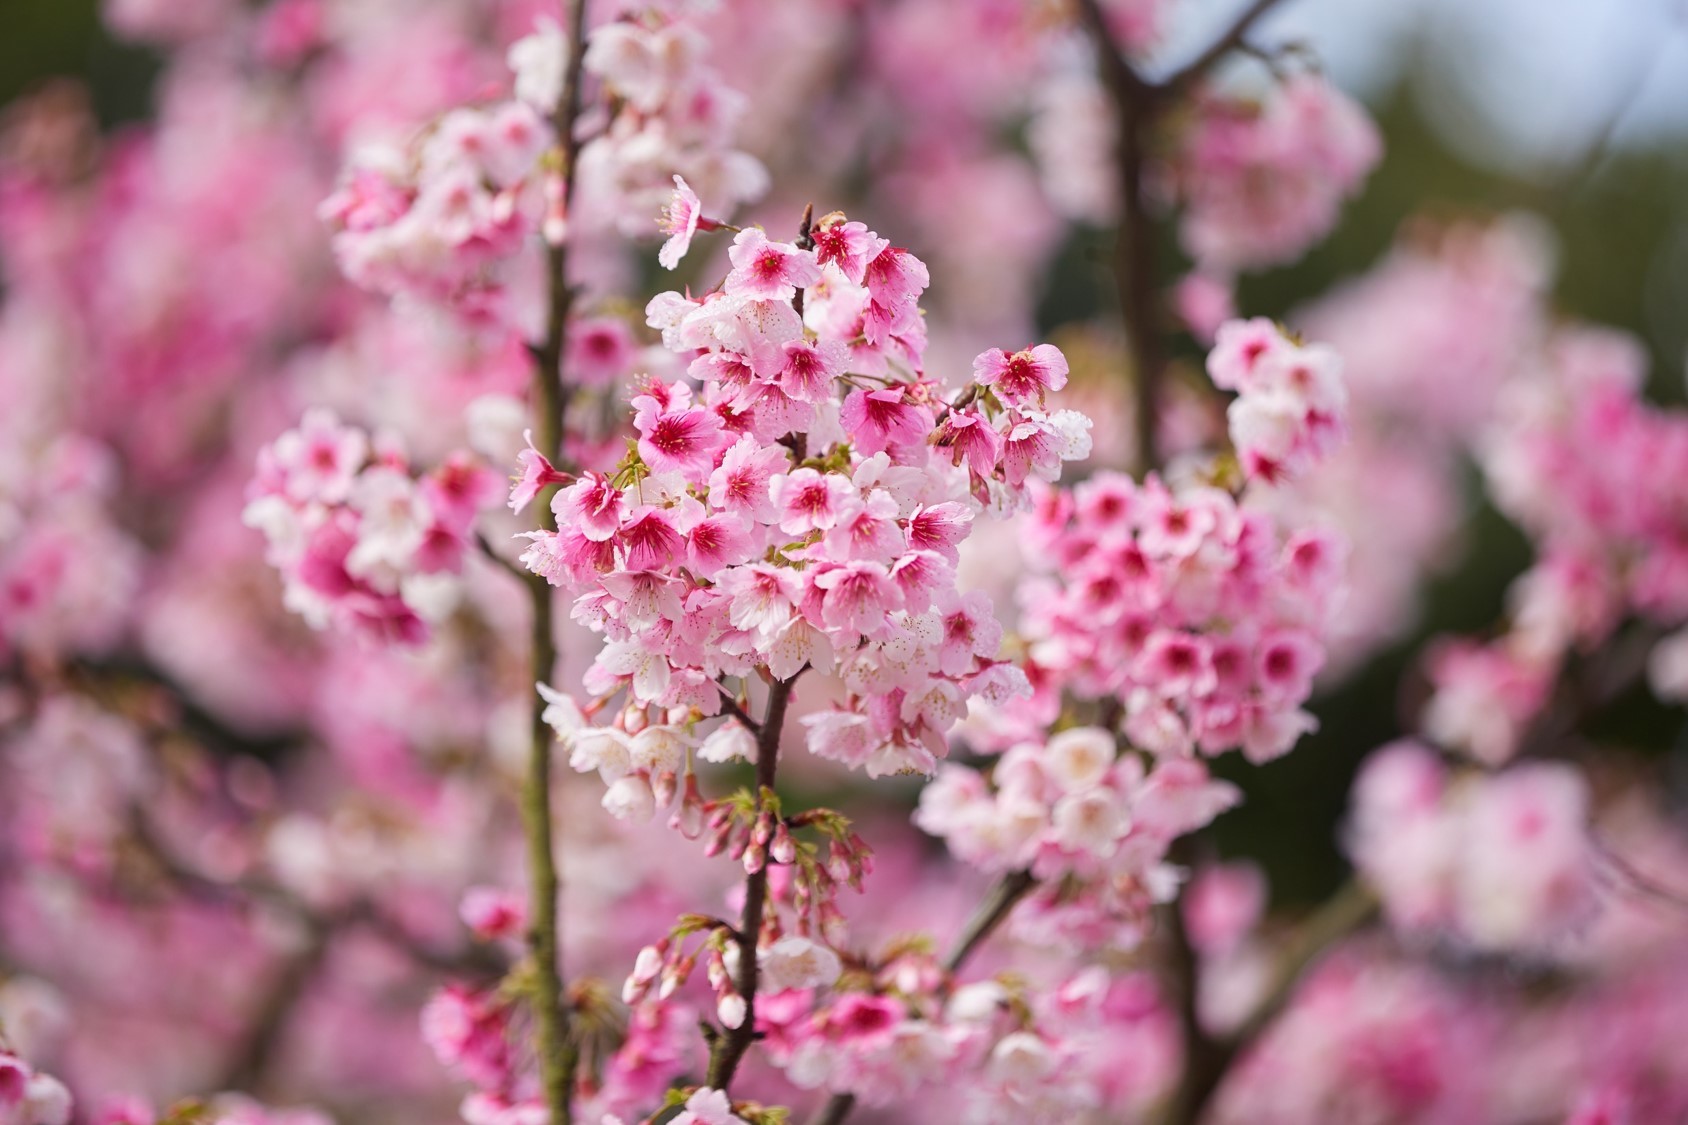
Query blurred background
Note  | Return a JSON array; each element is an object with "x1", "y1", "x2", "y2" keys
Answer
[{"x1": 6, "y1": 0, "x2": 1687, "y2": 908}]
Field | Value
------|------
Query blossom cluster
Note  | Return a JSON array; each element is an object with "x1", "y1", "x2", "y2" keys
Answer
[
  {"x1": 243, "y1": 408, "x2": 501, "y2": 644},
  {"x1": 1270, "y1": 217, "x2": 1553, "y2": 670},
  {"x1": 1012, "y1": 470, "x2": 1345, "y2": 764},
  {"x1": 577, "y1": 14, "x2": 767, "y2": 236},
  {"x1": 1207, "y1": 317, "x2": 1348, "y2": 484},
  {"x1": 0, "y1": 435, "x2": 142, "y2": 662},
  {"x1": 1171, "y1": 73, "x2": 1381, "y2": 276},
  {"x1": 1421, "y1": 326, "x2": 1688, "y2": 764},
  {"x1": 1346, "y1": 740, "x2": 1600, "y2": 954},
  {"x1": 320, "y1": 11, "x2": 764, "y2": 335},
  {"x1": 757, "y1": 958, "x2": 1173, "y2": 1120},
  {"x1": 318, "y1": 68, "x2": 557, "y2": 325},
  {"x1": 917, "y1": 729, "x2": 1241, "y2": 950},
  {"x1": 523, "y1": 205, "x2": 1091, "y2": 797}
]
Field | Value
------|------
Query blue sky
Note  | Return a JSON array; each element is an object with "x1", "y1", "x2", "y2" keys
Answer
[{"x1": 1153, "y1": 0, "x2": 1688, "y2": 173}]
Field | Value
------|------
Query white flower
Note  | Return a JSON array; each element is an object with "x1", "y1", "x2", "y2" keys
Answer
[
  {"x1": 988, "y1": 1031, "x2": 1055, "y2": 1086},
  {"x1": 759, "y1": 936, "x2": 842, "y2": 993},
  {"x1": 1043, "y1": 727, "x2": 1115, "y2": 792},
  {"x1": 629, "y1": 724, "x2": 690, "y2": 772},
  {"x1": 537, "y1": 683, "x2": 586, "y2": 742},
  {"x1": 601, "y1": 774, "x2": 656, "y2": 822},
  {"x1": 508, "y1": 20, "x2": 566, "y2": 110},
  {"x1": 1051, "y1": 789, "x2": 1128, "y2": 857},
  {"x1": 699, "y1": 720, "x2": 757, "y2": 763},
  {"x1": 569, "y1": 727, "x2": 632, "y2": 783}
]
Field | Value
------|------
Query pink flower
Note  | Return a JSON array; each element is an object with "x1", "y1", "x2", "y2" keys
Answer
[
  {"x1": 760, "y1": 936, "x2": 843, "y2": 993},
  {"x1": 861, "y1": 245, "x2": 930, "y2": 344},
  {"x1": 889, "y1": 549, "x2": 955, "y2": 612},
  {"x1": 972, "y1": 344, "x2": 1070, "y2": 407},
  {"x1": 420, "y1": 986, "x2": 513, "y2": 1089},
  {"x1": 777, "y1": 337, "x2": 848, "y2": 401},
  {"x1": 1207, "y1": 317, "x2": 1289, "y2": 392},
  {"x1": 718, "y1": 563, "x2": 796, "y2": 634},
  {"x1": 769, "y1": 468, "x2": 855, "y2": 536},
  {"x1": 460, "y1": 886, "x2": 527, "y2": 941},
  {"x1": 709, "y1": 436, "x2": 789, "y2": 522},
  {"x1": 810, "y1": 217, "x2": 887, "y2": 284},
  {"x1": 566, "y1": 317, "x2": 636, "y2": 387},
  {"x1": 658, "y1": 175, "x2": 702, "y2": 269},
  {"x1": 906, "y1": 503, "x2": 974, "y2": 566},
  {"x1": 682, "y1": 511, "x2": 757, "y2": 577},
  {"x1": 1001, "y1": 411, "x2": 1084, "y2": 487},
  {"x1": 552, "y1": 472, "x2": 626, "y2": 541},
  {"x1": 1136, "y1": 630, "x2": 1217, "y2": 699},
  {"x1": 0, "y1": 1057, "x2": 29, "y2": 1109},
  {"x1": 725, "y1": 227, "x2": 821, "y2": 300},
  {"x1": 820, "y1": 491, "x2": 906, "y2": 563},
  {"x1": 840, "y1": 388, "x2": 933, "y2": 455},
  {"x1": 1254, "y1": 628, "x2": 1324, "y2": 705},
  {"x1": 803, "y1": 709, "x2": 880, "y2": 769},
  {"x1": 933, "y1": 409, "x2": 1002, "y2": 478},
  {"x1": 823, "y1": 992, "x2": 905, "y2": 1045},
  {"x1": 617, "y1": 508, "x2": 686, "y2": 572},
  {"x1": 265, "y1": 407, "x2": 369, "y2": 505},
  {"x1": 936, "y1": 590, "x2": 1003, "y2": 675},
  {"x1": 509, "y1": 433, "x2": 571, "y2": 514},
  {"x1": 813, "y1": 562, "x2": 903, "y2": 635},
  {"x1": 634, "y1": 400, "x2": 727, "y2": 480}
]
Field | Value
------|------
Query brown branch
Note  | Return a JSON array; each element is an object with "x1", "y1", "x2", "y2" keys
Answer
[
  {"x1": 942, "y1": 868, "x2": 1036, "y2": 974},
  {"x1": 1158, "y1": 879, "x2": 1376, "y2": 1125},
  {"x1": 714, "y1": 679, "x2": 762, "y2": 738},
  {"x1": 523, "y1": 3, "x2": 592, "y2": 1121},
  {"x1": 1155, "y1": 888, "x2": 1226, "y2": 1125},
  {"x1": 127, "y1": 808, "x2": 507, "y2": 979},
  {"x1": 1160, "y1": 0, "x2": 1294, "y2": 96},
  {"x1": 476, "y1": 531, "x2": 533, "y2": 584},
  {"x1": 1076, "y1": 0, "x2": 1166, "y2": 477},
  {"x1": 217, "y1": 918, "x2": 333, "y2": 1094},
  {"x1": 705, "y1": 673, "x2": 796, "y2": 1091}
]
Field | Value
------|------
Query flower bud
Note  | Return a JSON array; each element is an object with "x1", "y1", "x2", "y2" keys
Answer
[{"x1": 771, "y1": 821, "x2": 797, "y2": 864}]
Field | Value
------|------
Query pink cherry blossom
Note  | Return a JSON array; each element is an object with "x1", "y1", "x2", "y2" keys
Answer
[{"x1": 725, "y1": 228, "x2": 822, "y2": 301}]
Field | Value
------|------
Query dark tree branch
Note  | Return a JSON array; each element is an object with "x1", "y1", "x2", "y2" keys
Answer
[
  {"x1": 705, "y1": 673, "x2": 797, "y2": 1091},
  {"x1": 1077, "y1": 0, "x2": 1167, "y2": 477},
  {"x1": 714, "y1": 679, "x2": 762, "y2": 738},
  {"x1": 524, "y1": 3, "x2": 593, "y2": 1121},
  {"x1": 1161, "y1": 0, "x2": 1293, "y2": 96},
  {"x1": 942, "y1": 868, "x2": 1036, "y2": 974}
]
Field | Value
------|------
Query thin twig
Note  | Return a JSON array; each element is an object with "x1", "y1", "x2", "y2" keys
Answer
[
  {"x1": 217, "y1": 919, "x2": 333, "y2": 1094},
  {"x1": 1077, "y1": 0, "x2": 1166, "y2": 477},
  {"x1": 523, "y1": 3, "x2": 593, "y2": 1120},
  {"x1": 1591, "y1": 834, "x2": 1688, "y2": 913},
  {"x1": 1161, "y1": 0, "x2": 1293, "y2": 96},
  {"x1": 942, "y1": 869, "x2": 1036, "y2": 974},
  {"x1": 705, "y1": 674, "x2": 797, "y2": 1090},
  {"x1": 713, "y1": 680, "x2": 762, "y2": 738},
  {"x1": 476, "y1": 531, "x2": 534, "y2": 583},
  {"x1": 1159, "y1": 880, "x2": 1376, "y2": 1125}
]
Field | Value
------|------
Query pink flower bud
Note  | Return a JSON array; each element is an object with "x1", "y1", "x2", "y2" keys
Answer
[
  {"x1": 771, "y1": 821, "x2": 797, "y2": 864},
  {"x1": 652, "y1": 768, "x2": 678, "y2": 807}
]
